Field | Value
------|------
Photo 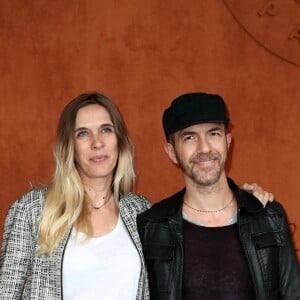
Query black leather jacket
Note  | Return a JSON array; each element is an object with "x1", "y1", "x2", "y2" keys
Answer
[{"x1": 137, "y1": 178, "x2": 300, "y2": 300}]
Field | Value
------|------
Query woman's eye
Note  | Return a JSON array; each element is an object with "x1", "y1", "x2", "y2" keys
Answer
[
  {"x1": 101, "y1": 126, "x2": 114, "y2": 134},
  {"x1": 76, "y1": 130, "x2": 89, "y2": 138}
]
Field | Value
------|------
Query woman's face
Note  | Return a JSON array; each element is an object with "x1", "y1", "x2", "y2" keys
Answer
[{"x1": 73, "y1": 104, "x2": 118, "y2": 183}]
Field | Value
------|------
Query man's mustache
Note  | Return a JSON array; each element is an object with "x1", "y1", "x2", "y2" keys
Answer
[{"x1": 190, "y1": 152, "x2": 221, "y2": 164}]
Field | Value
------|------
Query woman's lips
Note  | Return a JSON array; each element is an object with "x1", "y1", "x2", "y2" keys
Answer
[{"x1": 90, "y1": 155, "x2": 108, "y2": 162}]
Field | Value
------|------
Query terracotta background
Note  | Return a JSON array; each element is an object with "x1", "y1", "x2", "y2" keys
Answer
[{"x1": 0, "y1": 0, "x2": 299, "y2": 260}]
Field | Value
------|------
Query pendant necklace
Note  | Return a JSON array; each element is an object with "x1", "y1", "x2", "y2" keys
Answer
[{"x1": 85, "y1": 189, "x2": 112, "y2": 210}]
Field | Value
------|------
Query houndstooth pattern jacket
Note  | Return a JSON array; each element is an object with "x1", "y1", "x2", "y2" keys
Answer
[{"x1": 0, "y1": 189, "x2": 151, "y2": 300}]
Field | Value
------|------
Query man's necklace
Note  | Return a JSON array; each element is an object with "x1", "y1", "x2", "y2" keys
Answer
[{"x1": 183, "y1": 194, "x2": 235, "y2": 213}]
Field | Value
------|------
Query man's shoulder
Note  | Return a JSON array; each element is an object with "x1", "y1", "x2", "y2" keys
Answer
[
  {"x1": 263, "y1": 200, "x2": 287, "y2": 216},
  {"x1": 240, "y1": 199, "x2": 289, "y2": 229}
]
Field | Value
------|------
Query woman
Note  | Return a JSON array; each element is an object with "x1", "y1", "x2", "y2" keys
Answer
[
  {"x1": 0, "y1": 92, "x2": 272, "y2": 300},
  {"x1": 0, "y1": 92, "x2": 151, "y2": 299}
]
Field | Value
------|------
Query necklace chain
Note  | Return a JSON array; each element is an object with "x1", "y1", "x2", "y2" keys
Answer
[
  {"x1": 85, "y1": 189, "x2": 112, "y2": 210},
  {"x1": 183, "y1": 194, "x2": 235, "y2": 213}
]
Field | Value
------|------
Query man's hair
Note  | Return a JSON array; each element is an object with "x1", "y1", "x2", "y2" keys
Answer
[{"x1": 37, "y1": 92, "x2": 135, "y2": 253}]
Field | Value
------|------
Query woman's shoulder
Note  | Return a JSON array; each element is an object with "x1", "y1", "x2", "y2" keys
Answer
[
  {"x1": 7, "y1": 188, "x2": 47, "y2": 218},
  {"x1": 120, "y1": 193, "x2": 152, "y2": 212},
  {"x1": 3, "y1": 188, "x2": 47, "y2": 239}
]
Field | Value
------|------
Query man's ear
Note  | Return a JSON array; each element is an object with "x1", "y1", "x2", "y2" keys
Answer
[
  {"x1": 164, "y1": 142, "x2": 178, "y2": 164},
  {"x1": 226, "y1": 133, "x2": 232, "y2": 150}
]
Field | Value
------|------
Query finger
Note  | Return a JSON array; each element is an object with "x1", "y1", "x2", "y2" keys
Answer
[
  {"x1": 268, "y1": 193, "x2": 274, "y2": 202},
  {"x1": 254, "y1": 192, "x2": 274, "y2": 207},
  {"x1": 252, "y1": 186, "x2": 263, "y2": 195},
  {"x1": 262, "y1": 192, "x2": 274, "y2": 203},
  {"x1": 240, "y1": 183, "x2": 257, "y2": 191},
  {"x1": 253, "y1": 190, "x2": 267, "y2": 206}
]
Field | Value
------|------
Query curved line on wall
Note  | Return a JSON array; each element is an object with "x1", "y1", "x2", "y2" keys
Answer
[{"x1": 222, "y1": 0, "x2": 300, "y2": 67}]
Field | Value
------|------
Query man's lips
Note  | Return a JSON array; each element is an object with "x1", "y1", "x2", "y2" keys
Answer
[
  {"x1": 196, "y1": 159, "x2": 216, "y2": 163},
  {"x1": 191, "y1": 157, "x2": 218, "y2": 164},
  {"x1": 190, "y1": 152, "x2": 220, "y2": 165},
  {"x1": 193, "y1": 160, "x2": 217, "y2": 168}
]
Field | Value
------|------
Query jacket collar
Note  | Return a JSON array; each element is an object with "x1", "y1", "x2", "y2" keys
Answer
[
  {"x1": 144, "y1": 177, "x2": 264, "y2": 221},
  {"x1": 228, "y1": 178, "x2": 264, "y2": 212}
]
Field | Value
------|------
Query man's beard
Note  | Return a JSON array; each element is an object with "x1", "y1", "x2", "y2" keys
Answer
[{"x1": 175, "y1": 150, "x2": 227, "y2": 186}]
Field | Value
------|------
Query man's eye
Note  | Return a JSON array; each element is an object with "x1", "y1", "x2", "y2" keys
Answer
[
  {"x1": 210, "y1": 131, "x2": 221, "y2": 136},
  {"x1": 183, "y1": 135, "x2": 193, "y2": 141}
]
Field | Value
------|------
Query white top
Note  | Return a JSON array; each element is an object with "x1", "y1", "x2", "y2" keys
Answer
[{"x1": 63, "y1": 215, "x2": 141, "y2": 300}]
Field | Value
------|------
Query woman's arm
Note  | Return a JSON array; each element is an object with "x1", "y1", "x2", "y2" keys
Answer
[{"x1": 0, "y1": 193, "x2": 37, "y2": 299}]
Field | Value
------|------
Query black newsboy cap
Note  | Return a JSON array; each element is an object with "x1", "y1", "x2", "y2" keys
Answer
[{"x1": 162, "y1": 92, "x2": 230, "y2": 139}]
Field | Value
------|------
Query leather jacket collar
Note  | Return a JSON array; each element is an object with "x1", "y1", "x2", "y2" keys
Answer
[{"x1": 143, "y1": 178, "x2": 264, "y2": 221}]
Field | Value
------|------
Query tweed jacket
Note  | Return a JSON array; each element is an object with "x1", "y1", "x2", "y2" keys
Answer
[{"x1": 0, "y1": 189, "x2": 151, "y2": 300}]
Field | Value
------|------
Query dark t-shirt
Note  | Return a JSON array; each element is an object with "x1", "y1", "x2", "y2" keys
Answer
[{"x1": 182, "y1": 219, "x2": 256, "y2": 300}]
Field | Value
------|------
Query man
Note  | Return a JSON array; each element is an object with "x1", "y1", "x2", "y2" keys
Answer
[{"x1": 137, "y1": 93, "x2": 300, "y2": 299}]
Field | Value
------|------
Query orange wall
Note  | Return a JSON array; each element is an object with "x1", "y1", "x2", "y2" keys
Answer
[{"x1": 0, "y1": 0, "x2": 299, "y2": 259}]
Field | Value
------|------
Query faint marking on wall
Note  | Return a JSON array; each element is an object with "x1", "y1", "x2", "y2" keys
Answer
[{"x1": 223, "y1": 0, "x2": 300, "y2": 67}]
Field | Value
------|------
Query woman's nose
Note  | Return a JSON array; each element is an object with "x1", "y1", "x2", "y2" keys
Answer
[{"x1": 91, "y1": 133, "x2": 104, "y2": 148}]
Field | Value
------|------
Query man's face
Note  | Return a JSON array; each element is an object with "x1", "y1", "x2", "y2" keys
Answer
[{"x1": 165, "y1": 123, "x2": 231, "y2": 186}]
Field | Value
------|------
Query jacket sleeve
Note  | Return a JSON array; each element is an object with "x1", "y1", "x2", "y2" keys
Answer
[
  {"x1": 277, "y1": 203, "x2": 300, "y2": 299},
  {"x1": 0, "y1": 194, "x2": 36, "y2": 299}
]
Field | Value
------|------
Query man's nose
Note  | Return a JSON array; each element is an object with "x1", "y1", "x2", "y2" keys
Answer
[{"x1": 196, "y1": 137, "x2": 210, "y2": 153}]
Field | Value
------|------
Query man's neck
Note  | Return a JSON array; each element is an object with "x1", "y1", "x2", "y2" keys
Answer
[{"x1": 182, "y1": 175, "x2": 237, "y2": 227}]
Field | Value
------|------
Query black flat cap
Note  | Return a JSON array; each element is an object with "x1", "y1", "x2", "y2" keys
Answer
[{"x1": 163, "y1": 92, "x2": 230, "y2": 139}]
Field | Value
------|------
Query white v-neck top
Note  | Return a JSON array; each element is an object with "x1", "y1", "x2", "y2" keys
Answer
[{"x1": 63, "y1": 215, "x2": 141, "y2": 300}]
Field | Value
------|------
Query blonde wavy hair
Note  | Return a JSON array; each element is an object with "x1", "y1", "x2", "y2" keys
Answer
[{"x1": 37, "y1": 92, "x2": 135, "y2": 253}]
